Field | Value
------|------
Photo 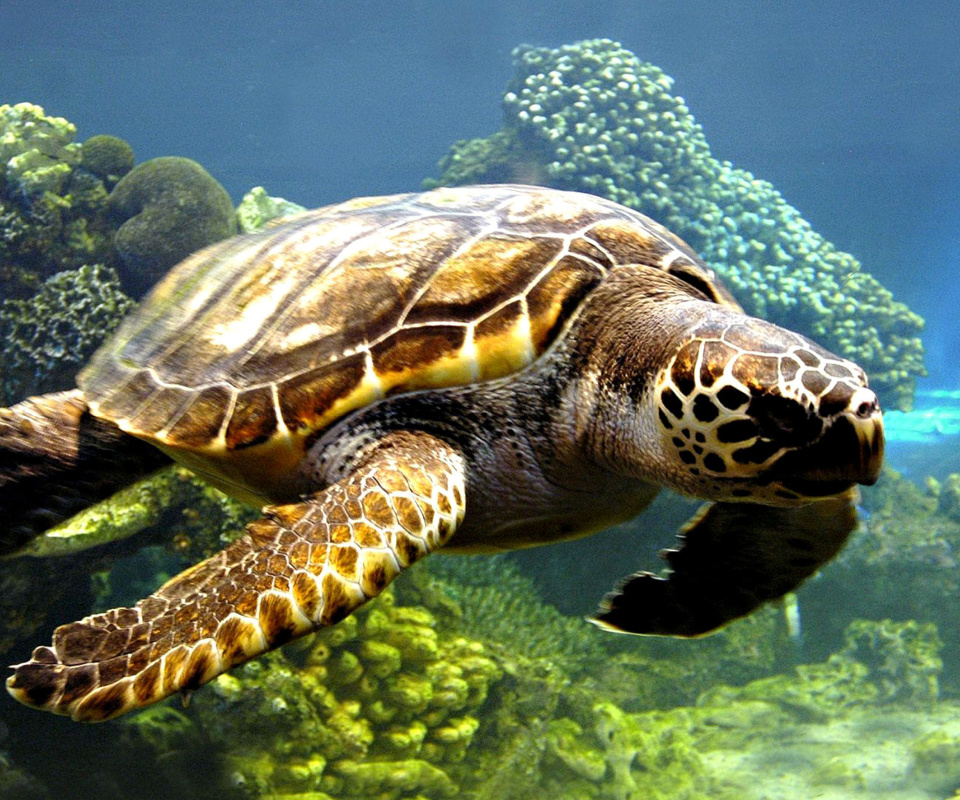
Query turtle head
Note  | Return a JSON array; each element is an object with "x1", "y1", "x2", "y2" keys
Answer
[{"x1": 651, "y1": 311, "x2": 884, "y2": 504}]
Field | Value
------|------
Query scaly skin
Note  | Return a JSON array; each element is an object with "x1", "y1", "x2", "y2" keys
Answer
[{"x1": 7, "y1": 432, "x2": 464, "y2": 721}]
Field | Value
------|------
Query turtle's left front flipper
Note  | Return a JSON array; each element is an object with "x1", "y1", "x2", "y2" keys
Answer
[
  {"x1": 7, "y1": 431, "x2": 465, "y2": 721},
  {"x1": 590, "y1": 489, "x2": 860, "y2": 637}
]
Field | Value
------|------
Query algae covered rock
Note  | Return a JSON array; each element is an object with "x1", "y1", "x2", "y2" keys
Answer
[
  {"x1": 109, "y1": 156, "x2": 237, "y2": 296},
  {"x1": 428, "y1": 39, "x2": 925, "y2": 410},
  {"x1": 839, "y1": 618, "x2": 942, "y2": 704}
]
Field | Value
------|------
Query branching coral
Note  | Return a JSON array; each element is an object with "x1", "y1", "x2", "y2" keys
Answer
[
  {"x1": 428, "y1": 39, "x2": 924, "y2": 409},
  {"x1": 0, "y1": 103, "x2": 124, "y2": 298}
]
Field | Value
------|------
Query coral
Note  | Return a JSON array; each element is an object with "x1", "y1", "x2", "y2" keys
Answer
[
  {"x1": 696, "y1": 617, "x2": 943, "y2": 732},
  {"x1": 0, "y1": 104, "x2": 119, "y2": 298},
  {"x1": 236, "y1": 186, "x2": 306, "y2": 233},
  {"x1": 187, "y1": 588, "x2": 502, "y2": 798},
  {"x1": 0, "y1": 263, "x2": 133, "y2": 405},
  {"x1": 927, "y1": 472, "x2": 960, "y2": 524},
  {"x1": 428, "y1": 39, "x2": 924, "y2": 410},
  {"x1": 109, "y1": 156, "x2": 237, "y2": 297},
  {"x1": 698, "y1": 654, "x2": 878, "y2": 723},
  {"x1": 80, "y1": 134, "x2": 135, "y2": 187},
  {"x1": 0, "y1": 102, "x2": 80, "y2": 202}
]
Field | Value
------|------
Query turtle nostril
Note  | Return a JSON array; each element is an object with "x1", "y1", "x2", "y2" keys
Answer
[{"x1": 850, "y1": 388, "x2": 880, "y2": 419}]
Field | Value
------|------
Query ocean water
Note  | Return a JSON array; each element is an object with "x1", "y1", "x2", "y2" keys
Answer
[{"x1": 0, "y1": 2, "x2": 959, "y2": 799}]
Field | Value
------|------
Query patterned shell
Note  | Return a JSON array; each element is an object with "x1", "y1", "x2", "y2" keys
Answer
[{"x1": 80, "y1": 184, "x2": 735, "y2": 488}]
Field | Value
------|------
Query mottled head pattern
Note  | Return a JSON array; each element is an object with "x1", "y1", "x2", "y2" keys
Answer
[{"x1": 655, "y1": 313, "x2": 883, "y2": 503}]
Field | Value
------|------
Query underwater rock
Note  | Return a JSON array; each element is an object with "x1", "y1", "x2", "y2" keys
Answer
[
  {"x1": 839, "y1": 618, "x2": 942, "y2": 704},
  {"x1": 0, "y1": 263, "x2": 133, "y2": 405},
  {"x1": 109, "y1": 156, "x2": 237, "y2": 297},
  {"x1": 909, "y1": 729, "x2": 960, "y2": 794},
  {"x1": 427, "y1": 38, "x2": 925, "y2": 410},
  {"x1": 80, "y1": 134, "x2": 135, "y2": 187},
  {"x1": 236, "y1": 186, "x2": 307, "y2": 233}
]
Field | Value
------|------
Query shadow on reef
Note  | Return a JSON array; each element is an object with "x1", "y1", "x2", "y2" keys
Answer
[{"x1": 0, "y1": 38, "x2": 955, "y2": 800}]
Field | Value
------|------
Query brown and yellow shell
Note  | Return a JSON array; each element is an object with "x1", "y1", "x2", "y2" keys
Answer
[{"x1": 80, "y1": 184, "x2": 736, "y2": 501}]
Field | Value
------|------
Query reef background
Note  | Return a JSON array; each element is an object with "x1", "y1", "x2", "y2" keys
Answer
[{"x1": 1, "y1": 4, "x2": 960, "y2": 800}]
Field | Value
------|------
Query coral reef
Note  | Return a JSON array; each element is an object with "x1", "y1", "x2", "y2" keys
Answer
[
  {"x1": 0, "y1": 103, "x2": 122, "y2": 299},
  {"x1": 427, "y1": 39, "x2": 924, "y2": 410},
  {"x1": 236, "y1": 186, "x2": 306, "y2": 233},
  {"x1": 0, "y1": 263, "x2": 133, "y2": 405},
  {"x1": 109, "y1": 156, "x2": 237, "y2": 297}
]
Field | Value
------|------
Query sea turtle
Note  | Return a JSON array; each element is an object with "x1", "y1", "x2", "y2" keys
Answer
[{"x1": 1, "y1": 184, "x2": 884, "y2": 722}]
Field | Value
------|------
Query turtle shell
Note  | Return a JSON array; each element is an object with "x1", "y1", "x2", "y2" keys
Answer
[{"x1": 80, "y1": 184, "x2": 737, "y2": 502}]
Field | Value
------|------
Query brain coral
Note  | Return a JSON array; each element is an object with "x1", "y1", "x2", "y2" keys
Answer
[
  {"x1": 428, "y1": 39, "x2": 924, "y2": 410},
  {"x1": 109, "y1": 156, "x2": 237, "y2": 298}
]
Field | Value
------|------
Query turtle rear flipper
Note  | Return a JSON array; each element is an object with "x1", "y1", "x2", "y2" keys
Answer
[
  {"x1": 590, "y1": 489, "x2": 860, "y2": 637},
  {"x1": 0, "y1": 390, "x2": 170, "y2": 555},
  {"x1": 7, "y1": 431, "x2": 465, "y2": 721}
]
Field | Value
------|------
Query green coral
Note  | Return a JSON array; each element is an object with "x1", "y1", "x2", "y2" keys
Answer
[
  {"x1": 413, "y1": 554, "x2": 610, "y2": 674},
  {"x1": 0, "y1": 263, "x2": 133, "y2": 404},
  {"x1": 188, "y1": 588, "x2": 502, "y2": 798},
  {"x1": 80, "y1": 134, "x2": 135, "y2": 186},
  {"x1": 237, "y1": 186, "x2": 307, "y2": 233},
  {"x1": 0, "y1": 102, "x2": 80, "y2": 199},
  {"x1": 109, "y1": 156, "x2": 237, "y2": 297},
  {"x1": 428, "y1": 39, "x2": 924, "y2": 410},
  {"x1": 0, "y1": 103, "x2": 119, "y2": 298}
]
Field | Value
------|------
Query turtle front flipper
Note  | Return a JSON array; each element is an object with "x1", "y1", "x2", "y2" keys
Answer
[
  {"x1": 7, "y1": 431, "x2": 466, "y2": 721},
  {"x1": 589, "y1": 488, "x2": 860, "y2": 637}
]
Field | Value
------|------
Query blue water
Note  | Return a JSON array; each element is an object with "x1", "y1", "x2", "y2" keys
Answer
[{"x1": 3, "y1": 3, "x2": 960, "y2": 799}]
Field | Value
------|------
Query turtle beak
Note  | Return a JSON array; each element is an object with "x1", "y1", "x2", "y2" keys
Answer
[{"x1": 773, "y1": 387, "x2": 884, "y2": 497}]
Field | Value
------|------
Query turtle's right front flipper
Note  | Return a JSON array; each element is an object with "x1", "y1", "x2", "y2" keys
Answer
[
  {"x1": 8, "y1": 431, "x2": 465, "y2": 721},
  {"x1": 590, "y1": 489, "x2": 860, "y2": 637},
  {"x1": 0, "y1": 390, "x2": 171, "y2": 555}
]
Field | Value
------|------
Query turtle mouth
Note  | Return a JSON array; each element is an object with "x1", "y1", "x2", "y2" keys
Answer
[{"x1": 772, "y1": 399, "x2": 885, "y2": 498}]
